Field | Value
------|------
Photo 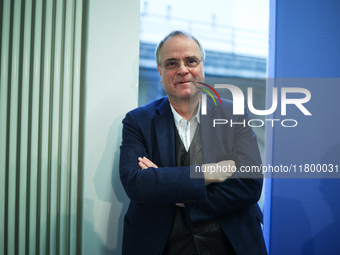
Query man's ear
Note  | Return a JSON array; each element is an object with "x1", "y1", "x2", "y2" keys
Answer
[{"x1": 157, "y1": 65, "x2": 162, "y2": 83}]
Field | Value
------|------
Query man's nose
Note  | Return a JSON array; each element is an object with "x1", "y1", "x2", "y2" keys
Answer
[{"x1": 176, "y1": 62, "x2": 189, "y2": 75}]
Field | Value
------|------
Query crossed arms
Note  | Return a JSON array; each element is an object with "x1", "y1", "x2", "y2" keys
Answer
[
  {"x1": 138, "y1": 156, "x2": 236, "y2": 186},
  {"x1": 119, "y1": 105, "x2": 263, "y2": 222}
]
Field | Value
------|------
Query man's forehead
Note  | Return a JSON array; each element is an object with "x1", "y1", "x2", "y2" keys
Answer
[{"x1": 160, "y1": 36, "x2": 200, "y2": 59}]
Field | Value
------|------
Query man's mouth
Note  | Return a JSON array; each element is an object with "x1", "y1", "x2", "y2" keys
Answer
[{"x1": 176, "y1": 81, "x2": 191, "y2": 85}]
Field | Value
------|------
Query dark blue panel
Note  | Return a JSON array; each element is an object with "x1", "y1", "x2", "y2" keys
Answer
[
  {"x1": 267, "y1": 0, "x2": 340, "y2": 254},
  {"x1": 275, "y1": 0, "x2": 340, "y2": 78}
]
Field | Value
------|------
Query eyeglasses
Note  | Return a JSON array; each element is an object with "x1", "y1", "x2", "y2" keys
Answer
[{"x1": 159, "y1": 57, "x2": 202, "y2": 70}]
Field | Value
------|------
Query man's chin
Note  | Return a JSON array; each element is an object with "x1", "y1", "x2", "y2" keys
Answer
[
  {"x1": 171, "y1": 88, "x2": 201, "y2": 101},
  {"x1": 181, "y1": 91, "x2": 200, "y2": 99}
]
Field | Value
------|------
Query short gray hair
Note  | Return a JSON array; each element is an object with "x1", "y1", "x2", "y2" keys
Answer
[{"x1": 155, "y1": 30, "x2": 206, "y2": 66}]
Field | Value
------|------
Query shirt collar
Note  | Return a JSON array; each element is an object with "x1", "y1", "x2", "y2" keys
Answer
[{"x1": 169, "y1": 100, "x2": 201, "y2": 124}]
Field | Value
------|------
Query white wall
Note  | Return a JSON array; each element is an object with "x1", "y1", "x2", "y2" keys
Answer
[{"x1": 82, "y1": 0, "x2": 140, "y2": 253}]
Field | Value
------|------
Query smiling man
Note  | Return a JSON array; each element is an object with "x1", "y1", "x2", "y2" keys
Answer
[
  {"x1": 155, "y1": 34, "x2": 203, "y2": 121},
  {"x1": 119, "y1": 31, "x2": 267, "y2": 255}
]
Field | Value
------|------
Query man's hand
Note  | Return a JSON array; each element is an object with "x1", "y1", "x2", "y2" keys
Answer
[
  {"x1": 203, "y1": 160, "x2": 236, "y2": 185},
  {"x1": 137, "y1": 157, "x2": 235, "y2": 204},
  {"x1": 138, "y1": 156, "x2": 158, "y2": 169}
]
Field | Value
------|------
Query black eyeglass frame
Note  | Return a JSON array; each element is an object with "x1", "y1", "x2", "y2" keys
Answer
[{"x1": 159, "y1": 56, "x2": 203, "y2": 70}]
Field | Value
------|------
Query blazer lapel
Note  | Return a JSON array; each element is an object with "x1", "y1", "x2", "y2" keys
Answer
[
  {"x1": 200, "y1": 97, "x2": 219, "y2": 163},
  {"x1": 155, "y1": 97, "x2": 176, "y2": 167}
]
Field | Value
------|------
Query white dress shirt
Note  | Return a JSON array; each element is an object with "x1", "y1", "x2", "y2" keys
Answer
[{"x1": 170, "y1": 102, "x2": 200, "y2": 151}]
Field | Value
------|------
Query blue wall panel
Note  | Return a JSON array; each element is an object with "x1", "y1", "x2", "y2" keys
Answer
[{"x1": 267, "y1": 0, "x2": 340, "y2": 254}]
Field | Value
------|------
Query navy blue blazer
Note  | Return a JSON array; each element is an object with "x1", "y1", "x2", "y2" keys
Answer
[{"x1": 119, "y1": 96, "x2": 267, "y2": 255}]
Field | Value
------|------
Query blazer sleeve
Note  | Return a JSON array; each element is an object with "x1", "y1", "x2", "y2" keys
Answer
[
  {"x1": 186, "y1": 110, "x2": 263, "y2": 223},
  {"x1": 119, "y1": 111, "x2": 207, "y2": 205}
]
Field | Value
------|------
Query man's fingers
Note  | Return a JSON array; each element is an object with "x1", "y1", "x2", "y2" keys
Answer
[
  {"x1": 138, "y1": 157, "x2": 158, "y2": 169},
  {"x1": 204, "y1": 160, "x2": 237, "y2": 185},
  {"x1": 138, "y1": 161, "x2": 148, "y2": 170},
  {"x1": 219, "y1": 160, "x2": 236, "y2": 168},
  {"x1": 175, "y1": 203, "x2": 185, "y2": 207}
]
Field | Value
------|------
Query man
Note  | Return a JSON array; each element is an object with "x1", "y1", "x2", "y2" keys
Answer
[{"x1": 119, "y1": 30, "x2": 267, "y2": 254}]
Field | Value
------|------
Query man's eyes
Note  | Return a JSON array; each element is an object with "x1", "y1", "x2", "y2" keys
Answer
[
  {"x1": 165, "y1": 61, "x2": 178, "y2": 67},
  {"x1": 163, "y1": 57, "x2": 200, "y2": 69},
  {"x1": 187, "y1": 58, "x2": 198, "y2": 63},
  {"x1": 186, "y1": 58, "x2": 200, "y2": 66}
]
